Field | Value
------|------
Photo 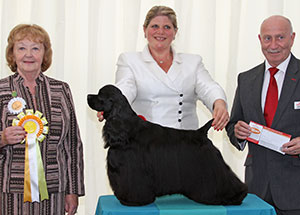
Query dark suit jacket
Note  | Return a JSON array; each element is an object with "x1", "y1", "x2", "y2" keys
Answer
[{"x1": 226, "y1": 54, "x2": 300, "y2": 210}]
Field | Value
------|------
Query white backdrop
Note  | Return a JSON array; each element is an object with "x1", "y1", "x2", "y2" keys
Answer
[{"x1": 1, "y1": 0, "x2": 300, "y2": 214}]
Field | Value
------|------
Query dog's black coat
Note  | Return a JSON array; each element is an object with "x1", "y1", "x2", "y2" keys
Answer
[{"x1": 87, "y1": 85, "x2": 247, "y2": 206}]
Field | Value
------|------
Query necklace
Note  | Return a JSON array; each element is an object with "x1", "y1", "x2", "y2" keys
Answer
[{"x1": 154, "y1": 53, "x2": 173, "y2": 64}]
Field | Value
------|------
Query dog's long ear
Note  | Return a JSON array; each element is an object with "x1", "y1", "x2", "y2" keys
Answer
[
  {"x1": 103, "y1": 120, "x2": 129, "y2": 148},
  {"x1": 108, "y1": 95, "x2": 134, "y2": 119},
  {"x1": 108, "y1": 90, "x2": 136, "y2": 120},
  {"x1": 199, "y1": 119, "x2": 214, "y2": 134}
]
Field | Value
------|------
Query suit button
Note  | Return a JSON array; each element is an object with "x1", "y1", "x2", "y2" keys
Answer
[
  {"x1": 178, "y1": 110, "x2": 182, "y2": 114},
  {"x1": 180, "y1": 94, "x2": 183, "y2": 97},
  {"x1": 178, "y1": 119, "x2": 182, "y2": 122},
  {"x1": 179, "y1": 102, "x2": 183, "y2": 105}
]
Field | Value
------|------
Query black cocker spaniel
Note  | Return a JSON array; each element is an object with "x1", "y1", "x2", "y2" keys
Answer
[{"x1": 87, "y1": 85, "x2": 247, "y2": 206}]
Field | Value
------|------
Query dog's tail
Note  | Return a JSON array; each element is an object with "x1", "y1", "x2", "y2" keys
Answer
[{"x1": 198, "y1": 119, "x2": 214, "y2": 134}]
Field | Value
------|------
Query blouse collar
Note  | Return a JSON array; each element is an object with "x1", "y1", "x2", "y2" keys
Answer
[{"x1": 13, "y1": 72, "x2": 45, "y2": 85}]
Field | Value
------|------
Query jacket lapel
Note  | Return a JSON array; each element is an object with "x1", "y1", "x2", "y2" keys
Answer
[
  {"x1": 167, "y1": 51, "x2": 182, "y2": 82},
  {"x1": 272, "y1": 55, "x2": 300, "y2": 127},
  {"x1": 250, "y1": 64, "x2": 266, "y2": 124}
]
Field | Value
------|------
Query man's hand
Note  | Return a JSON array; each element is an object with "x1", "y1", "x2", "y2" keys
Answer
[
  {"x1": 281, "y1": 137, "x2": 300, "y2": 155},
  {"x1": 234, "y1": 120, "x2": 251, "y2": 140}
]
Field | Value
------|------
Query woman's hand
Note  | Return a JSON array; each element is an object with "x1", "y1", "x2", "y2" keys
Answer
[
  {"x1": 65, "y1": 194, "x2": 78, "y2": 215},
  {"x1": 212, "y1": 99, "x2": 229, "y2": 131},
  {"x1": 1, "y1": 126, "x2": 26, "y2": 147},
  {"x1": 97, "y1": 111, "x2": 104, "y2": 122}
]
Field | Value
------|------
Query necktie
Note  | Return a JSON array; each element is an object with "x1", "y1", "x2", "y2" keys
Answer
[{"x1": 264, "y1": 67, "x2": 279, "y2": 127}]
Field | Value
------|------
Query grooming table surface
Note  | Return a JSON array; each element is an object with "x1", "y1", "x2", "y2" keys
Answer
[{"x1": 95, "y1": 193, "x2": 276, "y2": 215}]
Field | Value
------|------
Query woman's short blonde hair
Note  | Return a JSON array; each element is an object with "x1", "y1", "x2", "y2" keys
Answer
[
  {"x1": 6, "y1": 24, "x2": 52, "y2": 72},
  {"x1": 143, "y1": 6, "x2": 178, "y2": 30}
]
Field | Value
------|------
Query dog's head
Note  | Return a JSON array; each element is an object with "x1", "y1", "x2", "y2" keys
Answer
[{"x1": 87, "y1": 84, "x2": 134, "y2": 120}]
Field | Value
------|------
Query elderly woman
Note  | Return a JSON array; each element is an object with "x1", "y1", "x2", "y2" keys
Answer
[
  {"x1": 0, "y1": 24, "x2": 84, "y2": 215},
  {"x1": 98, "y1": 5, "x2": 228, "y2": 130}
]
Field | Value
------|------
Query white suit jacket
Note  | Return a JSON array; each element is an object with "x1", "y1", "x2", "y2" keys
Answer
[{"x1": 115, "y1": 46, "x2": 226, "y2": 130}]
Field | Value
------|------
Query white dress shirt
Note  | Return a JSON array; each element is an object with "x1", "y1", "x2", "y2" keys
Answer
[
  {"x1": 261, "y1": 54, "x2": 291, "y2": 111},
  {"x1": 115, "y1": 45, "x2": 227, "y2": 130}
]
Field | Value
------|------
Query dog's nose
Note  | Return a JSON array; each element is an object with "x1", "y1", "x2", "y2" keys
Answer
[{"x1": 87, "y1": 94, "x2": 96, "y2": 110}]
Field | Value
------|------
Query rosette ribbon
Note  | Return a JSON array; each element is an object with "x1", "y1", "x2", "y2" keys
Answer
[{"x1": 13, "y1": 109, "x2": 49, "y2": 202}]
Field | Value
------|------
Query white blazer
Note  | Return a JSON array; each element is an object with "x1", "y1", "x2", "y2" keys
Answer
[{"x1": 115, "y1": 46, "x2": 226, "y2": 130}]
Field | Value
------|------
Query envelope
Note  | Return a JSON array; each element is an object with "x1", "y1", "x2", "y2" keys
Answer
[{"x1": 246, "y1": 121, "x2": 291, "y2": 154}]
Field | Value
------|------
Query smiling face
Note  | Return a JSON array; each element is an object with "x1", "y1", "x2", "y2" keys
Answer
[
  {"x1": 13, "y1": 38, "x2": 45, "y2": 75},
  {"x1": 259, "y1": 16, "x2": 295, "y2": 67},
  {"x1": 144, "y1": 15, "x2": 177, "y2": 52}
]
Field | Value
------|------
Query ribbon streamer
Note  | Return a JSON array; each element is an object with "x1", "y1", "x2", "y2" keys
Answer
[{"x1": 13, "y1": 109, "x2": 49, "y2": 202}]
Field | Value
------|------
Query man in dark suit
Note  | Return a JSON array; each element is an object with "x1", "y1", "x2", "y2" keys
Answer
[{"x1": 226, "y1": 15, "x2": 300, "y2": 215}]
